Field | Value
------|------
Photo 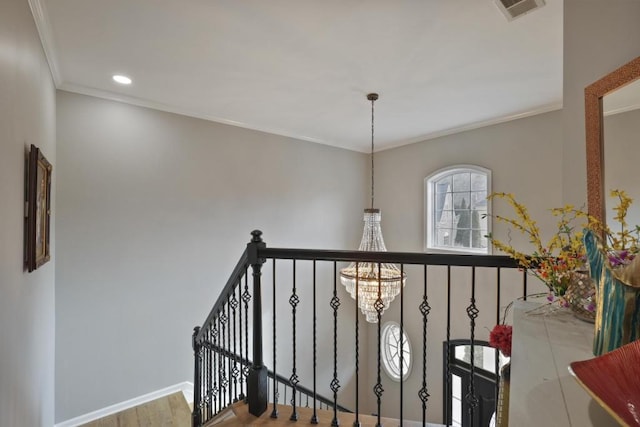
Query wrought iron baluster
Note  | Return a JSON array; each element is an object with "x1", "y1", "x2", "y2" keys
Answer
[
  {"x1": 289, "y1": 260, "x2": 299, "y2": 421},
  {"x1": 311, "y1": 260, "x2": 318, "y2": 424},
  {"x1": 219, "y1": 311, "x2": 227, "y2": 408},
  {"x1": 330, "y1": 262, "x2": 341, "y2": 427},
  {"x1": 374, "y1": 264, "x2": 384, "y2": 427},
  {"x1": 400, "y1": 264, "x2": 404, "y2": 425},
  {"x1": 354, "y1": 264, "x2": 360, "y2": 427},
  {"x1": 444, "y1": 265, "x2": 452, "y2": 426},
  {"x1": 418, "y1": 265, "x2": 431, "y2": 427},
  {"x1": 206, "y1": 326, "x2": 212, "y2": 419},
  {"x1": 227, "y1": 297, "x2": 233, "y2": 405},
  {"x1": 212, "y1": 323, "x2": 219, "y2": 415},
  {"x1": 238, "y1": 279, "x2": 245, "y2": 401},
  {"x1": 231, "y1": 287, "x2": 239, "y2": 402},
  {"x1": 242, "y1": 271, "x2": 251, "y2": 404},
  {"x1": 271, "y1": 259, "x2": 279, "y2": 418},
  {"x1": 465, "y1": 267, "x2": 479, "y2": 424},
  {"x1": 495, "y1": 268, "x2": 502, "y2": 409}
]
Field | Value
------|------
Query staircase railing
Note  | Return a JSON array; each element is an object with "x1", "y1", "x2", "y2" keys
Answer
[{"x1": 192, "y1": 230, "x2": 526, "y2": 427}]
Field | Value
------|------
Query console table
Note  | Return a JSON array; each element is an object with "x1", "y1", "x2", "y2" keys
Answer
[{"x1": 509, "y1": 300, "x2": 618, "y2": 426}]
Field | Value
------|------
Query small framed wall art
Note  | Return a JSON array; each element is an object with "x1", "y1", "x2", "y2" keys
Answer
[{"x1": 25, "y1": 144, "x2": 52, "y2": 272}]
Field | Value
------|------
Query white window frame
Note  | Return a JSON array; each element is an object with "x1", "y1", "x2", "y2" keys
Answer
[{"x1": 424, "y1": 165, "x2": 492, "y2": 254}]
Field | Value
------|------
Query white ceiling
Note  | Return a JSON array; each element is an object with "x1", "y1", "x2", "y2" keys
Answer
[{"x1": 33, "y1": 0, "x2": 563, "y2": 152}]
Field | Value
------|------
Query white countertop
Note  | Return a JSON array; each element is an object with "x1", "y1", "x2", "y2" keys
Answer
[{"x1": 509, "y1": 300, "x2": 619, "y2": 426}]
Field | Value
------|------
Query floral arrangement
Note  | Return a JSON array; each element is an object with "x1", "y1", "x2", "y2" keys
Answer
[
  {"x1": 485, "y1": 192, "x2": 589, "y2": 302},
  {"x1": 489, "y1": 324, "x2": 512, "y2": 357},
  {"x1": 596, "y1": 190, "x2": 640, "y2": 268}
]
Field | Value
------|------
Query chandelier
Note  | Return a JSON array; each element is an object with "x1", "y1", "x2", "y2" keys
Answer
[{"x1": 339, "y1": 93, "x2": 406, "y2": 323}]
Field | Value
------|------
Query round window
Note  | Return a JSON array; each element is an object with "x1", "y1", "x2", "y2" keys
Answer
[{"x1": 381, "y1": 322, "x2": 412, "y2": 381}]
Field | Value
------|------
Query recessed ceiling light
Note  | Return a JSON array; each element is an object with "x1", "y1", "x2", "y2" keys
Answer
[{"x1": 112, "y1": 74, "x2": 132, "y2": 85}]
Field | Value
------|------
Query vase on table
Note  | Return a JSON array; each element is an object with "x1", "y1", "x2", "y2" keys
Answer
[
  {"x1": 565, "y1": 269, "x2": 596, "y2": 323},
  {"x1": 584, "y1": 229, "x2": 640, "y2": 355}
]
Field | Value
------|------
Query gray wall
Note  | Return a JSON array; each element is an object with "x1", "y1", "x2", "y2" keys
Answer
[
  {"x1": 373, "y1": 111, "x2": 562, "y2": 422},
  {"x1": 55, "y1": 91, "x2": 369, "y2": 422},
  {"x1": 561, "y1": 0, "x2": 640, "y2": 207},
  {"x1": 0, "y1": 0, "x2": 56, "y2": 426}
]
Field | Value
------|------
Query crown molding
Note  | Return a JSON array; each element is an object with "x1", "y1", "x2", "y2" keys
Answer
[
  {"x1": 60, "y1": 81, "x2": 563, "y2": 154},
  {"x1": 28, "y1": 0, "x2": 62, "y2": 86},
  {"x1": 377, "y1": 102, "x2": 563, "y2": 152},
  {"x1": 604, "y1": 103, "x2": 640, "y2": 117},
  {"x1": 58, "y1": 82, "x2": 346, "y2": 147}
]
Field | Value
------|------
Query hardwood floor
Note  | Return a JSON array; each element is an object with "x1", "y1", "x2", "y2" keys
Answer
[
  {"x1": 78, "y1": 393, "x2": 443, "y2": 427},
  {"x1": 206, "y1": 401, "x2": 441, "y2": 427},
  {"x1": 80, "y1": 392, "x2": 191, "y2": 427}
]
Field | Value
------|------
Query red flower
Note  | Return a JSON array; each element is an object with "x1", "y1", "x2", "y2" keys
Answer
[{"x1": 489, "y1": 324, "x2": 512, "y2": 357}]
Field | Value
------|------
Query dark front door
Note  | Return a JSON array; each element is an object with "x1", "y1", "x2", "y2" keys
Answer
[{"x1": 443, "y1": 340, "x2": 500, "y2": 427}]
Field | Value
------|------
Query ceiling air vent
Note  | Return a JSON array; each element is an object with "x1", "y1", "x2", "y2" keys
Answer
[{"x1": 495, "y1": 0, "x2": 545, "y2": 21}]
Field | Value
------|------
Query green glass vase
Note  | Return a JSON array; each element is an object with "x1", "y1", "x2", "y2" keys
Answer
[{"x1": 584, "y1": 229, "x2": 640, "y2": 356}]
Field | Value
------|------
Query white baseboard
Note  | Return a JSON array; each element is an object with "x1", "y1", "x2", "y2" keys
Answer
[{"x1": 55, "y1": 381, "x2": 194, "y2": 427}]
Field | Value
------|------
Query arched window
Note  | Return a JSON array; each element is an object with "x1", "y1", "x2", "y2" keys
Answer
[
  {"x1": 381, "y1": 321, "x2": 412, "y2": 381},
  {"x1": 425, "y1": 165, "x2": 491, "y2": 254}
]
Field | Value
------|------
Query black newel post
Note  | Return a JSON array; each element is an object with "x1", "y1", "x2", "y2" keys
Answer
[
  {"x1": 192, "y1": 326, "x2": 202, "y2": 427},
  {"x1": 247, "y1": 230, "x2": 268, "y2": 417}
]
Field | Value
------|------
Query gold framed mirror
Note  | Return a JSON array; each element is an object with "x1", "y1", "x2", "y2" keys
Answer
[{"x1": 585, "y1": 56, "x2": 640, "y2": 225}]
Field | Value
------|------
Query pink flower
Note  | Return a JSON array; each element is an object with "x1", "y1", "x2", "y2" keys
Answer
[{"x1": 489, "y1": 324, "x2": 512, "y2": 357}]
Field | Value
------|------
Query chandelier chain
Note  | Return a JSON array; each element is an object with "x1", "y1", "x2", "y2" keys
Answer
[{"x1": 371, "y1": 95, "x2": 375, "y2": 210}]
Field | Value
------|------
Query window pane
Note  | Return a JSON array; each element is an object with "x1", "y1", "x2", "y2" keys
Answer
[
  {"x1": 470, "y1": 190, "x2": 487, "y2": 209},
  {"x1": 483, "y1": 347, "x2": 497, "y2": 373},
  {"x1": 436, "y1": 175, "x2": 452, "y2": 189},
  {"x1": 472, "y1": 233, "x2": 487, "y2": 249},
  {"x1": 471, "y1": 172, "x2": 487, "y2": 190},
  {"x1": 453, "y1": 193, "x2": 469, "y2": 210},
  {"x1": 452, "y1": 395, "x2": 462, "y2": 423},
  {"x1": 452, "y1": 374, "x2": 462, "y2": 398},
  {"x1": 452, "y1": 172, "x2": 471, "y2": 192},
  {"x1": 455, "y1": 344, "x2": 495, "y2": 370},
  {"x1": 435, "y1": 228, "x2": 454, "y2": 246}
]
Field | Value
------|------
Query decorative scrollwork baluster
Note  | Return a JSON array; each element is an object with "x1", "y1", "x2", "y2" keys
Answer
[
  {"x1": 242, "y1": 272, "x2": 251, "y2": 404},
  {"x1": 465, "y1": 267, "x2": 480, "y2": 421},
  {"x1": 219, "y1": 311, "x2": 228, "y2": 407},
  {"x1": 230, "y1": 289, "x2": 240, "y2": 402},
  {"x1": 418, "y1": 265, "x2": 431, "y2": 427},
  {"x1": 374, "y1": 264, "x2": 384, "y2": 427},
  {"x1": 289, "y1": 260, "x2": 300, "y2": 421},
  {"x1": 238, "y1": 280, "x2": 245, "y2": 401},
  {"x1": 330, "y1": 262, "x2": 341, "y2": 427}
]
